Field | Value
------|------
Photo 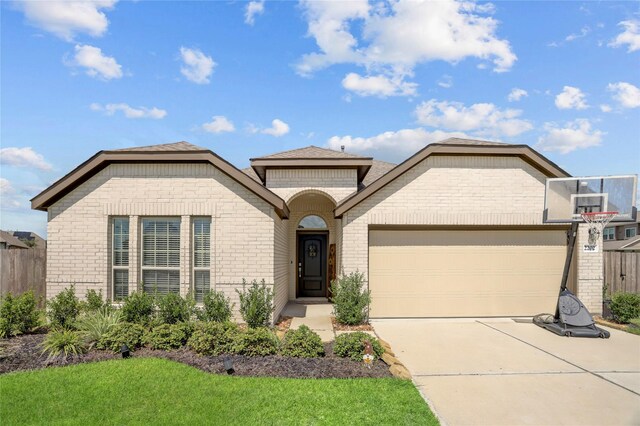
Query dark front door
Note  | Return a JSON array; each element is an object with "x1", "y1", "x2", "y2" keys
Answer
[{"x1": 298, "y1": 233, "x2": 327, "y2": 297}]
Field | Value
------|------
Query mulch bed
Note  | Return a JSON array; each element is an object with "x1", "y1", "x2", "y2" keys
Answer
[
  {"x1": 275, "y1": 315, "x2": 293, "y2": 333},
  {"x1": 331, "y1": 317, "x2": 374, "y2": 332},
  {"x1": 0, "y1": 334, "x2": 391, "y2": 379}
]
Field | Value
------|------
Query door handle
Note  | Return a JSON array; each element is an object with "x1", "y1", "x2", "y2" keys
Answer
[{"x1": 298, "y1": 262, "x2": 302, "y2": 278}]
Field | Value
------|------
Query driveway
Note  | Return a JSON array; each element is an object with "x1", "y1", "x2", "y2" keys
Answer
[{"x1": 372, "y1": 318, "x2": 640, "y2": 426}]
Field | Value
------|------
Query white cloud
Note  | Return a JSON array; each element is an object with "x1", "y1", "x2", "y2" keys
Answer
[
  {"x1": 69, "y1": 44, "x2": 122, "y2": 80},
  {"x1": 14, "y1": 0, "x2": 117, "y2": 41},
  {"x1": 245, "y1": 1, "x2": 265, "y2": 25},
  {"x1": 415, "y1": 99, "x2": 533, "y2": 137},
  {"x1": 327, "y1": 128, "x2": 469, "y2": 157},
  {"x1": 508, "y1": 88, "x2": 528, "y2": 102},
  {"x1": 0, "y1": 178, "x2": 14, "y2": 196},
  {"x1": 555, "y1": 86, "x2": 588, "y2": 110},
  {"x1": 341, "y1": 72, "x2": 417, "y2": 97},
  {"x1": 537, "y1": 119, "x2": 604, "y2": 154},
  {"x1": 0, "y1": 147, "x2": 52, "y2": 171},
  {"x1": 609, "y1": 20, "x2": 640, "y2": 52},
  {"x1": 202, "y1": 116, "x2": 235, "y2": 133},
  {"x1": 607, "y1": 82, "x2": 640, "y2": 109},
  {"x1": 179, "y1": 47, "x2": 216, "y2": 84},
  {"x1": 0, "y1": 178, "x2": 21, "y2": 209},
  {"x1": 297, "y1": 0, "x2": 516, "y2": 88},
  {"x1": 600, "y1": 104, "x2": 612, "y2": 113},
  {"x1": 262, "y1": 119, "x2": 290, "y2": 137},
  {"x1": 437, "y1": 74, "x2": 453, "y2": 89},
  {"x1": 565, "y1": 26, "x2": 590, "y2": 42},
  {"x1": 90, "y1": 103, "x2": 167, "y2": 119}
]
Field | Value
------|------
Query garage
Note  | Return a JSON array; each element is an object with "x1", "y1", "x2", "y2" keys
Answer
[{"x1": 368, "y1": 229, "x2": 568, "y2": 318}]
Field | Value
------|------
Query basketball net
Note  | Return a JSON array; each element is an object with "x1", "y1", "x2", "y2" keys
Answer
[{"x1": 581, "y1": 212, "x2": 618, "y2": 246}]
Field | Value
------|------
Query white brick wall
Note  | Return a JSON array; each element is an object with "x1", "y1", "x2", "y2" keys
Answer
[
  {"x1": 266, "y1": 169, "x2": 357, "y2": 203},
  {"x1": 47, "y1": 163, "x2": 278, "y2": 317},
  {"x1": 576, "y1": 224, "x2": 604, "y2": 313}
]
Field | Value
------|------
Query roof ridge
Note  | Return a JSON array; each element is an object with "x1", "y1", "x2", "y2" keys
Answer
[
  {"x1": 111, "y1": 141, "x2": 207, "y2": 152},
  {"x1": 251, "y1": 145, "x2": 368, "y2": 160}
]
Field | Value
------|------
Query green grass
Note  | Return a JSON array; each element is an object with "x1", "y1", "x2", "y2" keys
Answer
[{"x1": 0, "y1": 358, "x2": 438, "y2": 425}]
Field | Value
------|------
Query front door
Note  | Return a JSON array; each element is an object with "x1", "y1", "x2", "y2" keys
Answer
[{"x1": 297, "y1": 233, "x2": 327, "y2": 297}]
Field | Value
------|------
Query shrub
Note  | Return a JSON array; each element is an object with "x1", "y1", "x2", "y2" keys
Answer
[
  {"x1": 234, "y1": 327, "x2": 279, "y2": 357},
  {"x1": 47, "y1": 286, "x2": 81, "y2": 330},
  {"x1": 121, "y1": 291, "x2": 155, "y2": 325},
  {"x1": 333, "y1": 332, "x2": 384, "y2": 361},
  {"x1": 237, "y1": 279, "x2": 274, "y2": 328},
  {"x1": 97, "y1": 322, "x2": 146, "y2": 352},
  {"x1": 280, "y1": 325, "x2": 324, "y2": 358},
  {"x1": 42, "y1": 329, "x2": 85, "y2": 359},
  {"x1": 331, "y1": 271, "x2": 371, "y2": 325},
  {"x1": 187, "y1": 322, "x2": 240, "y2": 356},
  {"x1": 76, "y1": 307, "x2": 122, "y2": 348},
  {"x1": 610, "y1": 292, "x2": 640, "y2": 323},
  {"x1": 200, "y1": 291, "x2": 234, "y2": 323},
  {"x1": 157, "y1": 293, "x2": 195, "y2": 324},
  {"x1": 145, "y1": 323, "x2": 192, "y2": 350},
  {"x1": 83, "y1": 289, "x2": 107, "y2": 312},
  {"x1": 0, "y1": 291, "x2": 40, "y2": 338}
]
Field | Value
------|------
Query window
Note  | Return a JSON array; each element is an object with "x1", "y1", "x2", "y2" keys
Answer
[
  {"x1": 625, "y1": 227, "x2": 637, "y2": 239},
  {"x1": 298, "y1": 215, "x2": 327, "y2": 229},
  {"x1": 193, "y1": 218, "x2": 211, "y2": 302},
  {"x1": 141, "y1": 218, "x2": 180, "y2": 294},
  {"x1": 112, "y1": 217, "x2": 129, "y2": 301},
  {"x1": 603, "y1": 227, "x2": 615, "y2": 241}
]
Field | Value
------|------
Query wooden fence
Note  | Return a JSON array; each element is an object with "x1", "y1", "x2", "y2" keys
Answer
[
  {"x1": 604, "y1": 251, "x2": 639, "y2": 295},
  {"x1": 0, "y1": 249, "x2": 46, "y2": 301}
]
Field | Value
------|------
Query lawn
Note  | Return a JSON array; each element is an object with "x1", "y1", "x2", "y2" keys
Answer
[{"x1": 0, "y1": 358, "x2": 438, "y2": 425}]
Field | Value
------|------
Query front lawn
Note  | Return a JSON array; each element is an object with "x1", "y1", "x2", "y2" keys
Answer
[{"x1": 1, "y1": 358, "x2": 438, "y2": 425}]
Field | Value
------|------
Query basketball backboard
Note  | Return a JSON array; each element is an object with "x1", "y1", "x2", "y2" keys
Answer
[{"x1": 544, "y1": 175, "x2": 637, "y2": 223}]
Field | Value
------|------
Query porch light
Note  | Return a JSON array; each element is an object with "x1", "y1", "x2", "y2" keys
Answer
[
  {"x1": 121, "y1": 344, "x2": 130, "y2": 359},
  {"x1": 223, "y1": 357, "x2": 235, "y2": 375}
]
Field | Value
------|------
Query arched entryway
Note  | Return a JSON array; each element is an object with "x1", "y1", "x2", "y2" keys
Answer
[{"x1": 287, "y1": 191, "x2": 337, "y2": 300}]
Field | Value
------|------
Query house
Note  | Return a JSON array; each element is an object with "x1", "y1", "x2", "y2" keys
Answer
[
  {"x1": 12, "y1": 231, "x2": 47, "y2": 249},
  {"x1": 31, "y1": 138, "x2": 606, "y2": 319},
  {"x1": 603, "y1": 235, "x2": 640, "y2": 251},
  {"x1": 0, "y1": 230, "x2": 30, "y2": 249},
  {"x1": 603, "y1": 219, "x2": 639, "y2": 250}
]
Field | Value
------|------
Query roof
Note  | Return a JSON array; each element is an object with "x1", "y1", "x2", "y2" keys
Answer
[
  {"x1": 250, "y1": 145, "x2": 367, "y2": 160},
  {"x1": 12, "y1": 231, "x2": 45, "y2": 241},
  {"x1": 0, "y1": 231, "x2": 30, "y2": 249},
  {"x1": 604, "y1": 235, "x2": 640, "y2": 251},
  {"x1": 31, "y1": 142, "x2": 290, "y2": 219},
  {"x1": 334, "y1": 140, "x2": 571, "y2": 217}
]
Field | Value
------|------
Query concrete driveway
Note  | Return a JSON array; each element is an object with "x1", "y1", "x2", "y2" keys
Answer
[{"x1": 372, "y1": 319, "x2": 640, "y2": 426}]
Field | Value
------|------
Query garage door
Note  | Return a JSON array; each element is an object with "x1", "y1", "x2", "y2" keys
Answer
[{"x1": 369, "y1": 229, "x2": 567, "y2": 318}]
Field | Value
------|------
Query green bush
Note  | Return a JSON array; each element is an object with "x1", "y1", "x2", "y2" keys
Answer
[
  {"x1": 97, "y1": 322, "x2": 146, "y2": 352},
  {"x1": 145, "y1": 323, "x2": 192, "y2": 350},
  {"x1": 0, "y1": 291, "x2": 40, "y2": 338},
  {"x1": 333, "y1": 332, "x2": 384, "y2": 361},
  {"x1": 83, "y1": 289, "x2": 108, "y2": 312},
  {"x1": 280, "y1": 325, "x2": 324, "y2": 358},
  {"x1": 157, "y1": 293, "x2": 195, "y2": 324},
  {"x1": 76, "y1": 307, "x2": 122, "y2": 348},
  {"x1": 187, "y1": 322, "x2": 240, "y2": 356},
  {"x1": 42, "y1": 329, "x2": 85, "y2": 359},
  {"x1": 200, "y1": 291, "x2": 234, "y2": 323},
  {"x1": 234, "y1": 327, "x2": 279, "y2": 357},
  {"x1": 47, "y1": 286, "x2": 81, "y2": 330},
  {"x1": 237, "y1": 279, "x2": 274, "y2": 328},
  {"x1": 331, "y1": 272, "x2": 371, "y2": 325},
  {"x1": 610, "y1": 292, "x2": 640, "y2": 323},
  {"x1": 121, "y1": 291, "x2": 155, "y2": 325}
]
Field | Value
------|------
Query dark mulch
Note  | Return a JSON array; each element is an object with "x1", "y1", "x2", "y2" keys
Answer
[
  {"x1": 331, "y1": 317, "x2": 374, "y2": 332},
  {"x1": 0, "y1": 335, "x2": 391, "y2": 379}
]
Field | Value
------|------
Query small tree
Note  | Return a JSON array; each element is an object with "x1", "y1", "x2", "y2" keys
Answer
[
  {"x1": 331, "y1": 271, "x2": 371, "y2": 325},
  {"x1": 236, "y1": 279, "x2": 274, "y2": 328},
  {"x1": 47, "y1": 285, "x2": 81, "y2": 329},
  {"x1": 200, "y1": 290, "x2": 234, "y2": 322}
]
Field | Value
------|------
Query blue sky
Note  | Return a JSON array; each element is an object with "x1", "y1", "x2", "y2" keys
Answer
[{"x1": 1, "y1": 0, "x2": 639, "y2": 237}]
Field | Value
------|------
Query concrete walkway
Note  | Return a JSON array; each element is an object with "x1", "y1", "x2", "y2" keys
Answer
[
  {"x1": 281, "y1": 302, "x2": 334, "y2": 342},
  {"x1": 373, "y1": 318, "x2": 640, "y2": 426}
]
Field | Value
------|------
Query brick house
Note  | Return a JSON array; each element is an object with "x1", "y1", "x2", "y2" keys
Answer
[{"x1": 31, "y1": 138, "x2": 604, "y2": 319}]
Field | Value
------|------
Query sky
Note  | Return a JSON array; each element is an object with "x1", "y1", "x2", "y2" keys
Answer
[{"x1": 1, "y1": 0, "x2": 639, "y2": 238}]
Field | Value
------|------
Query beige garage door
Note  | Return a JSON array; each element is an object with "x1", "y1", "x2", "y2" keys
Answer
[{"x1": 369, "y1": 229, "x2": 567, "y2": 318}]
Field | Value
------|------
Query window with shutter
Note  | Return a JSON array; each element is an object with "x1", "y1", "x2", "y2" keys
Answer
[
  {"x1": 193, "y1": 218, "x2": 211, "y2": 302},
  {"x1": 112, "y1": 217, "x2": 130, "y2": 301},
  {"x1": 141, "y1": 218, "x2": 181, "y2": 294}
]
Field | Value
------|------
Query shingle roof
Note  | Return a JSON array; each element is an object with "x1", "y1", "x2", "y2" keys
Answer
[
  {"x1": 251, "y1": 146, "x2": 369, "y2": 160},
  {"x1": 436, "y1": 137, "x2": 510, "y2": 146},
  {"x1": 112, "y1": 141, "x2": 206, "y2": 152},
  {"x1": 604, "y1": 235, "x2": 640, "y2": 251},
  {"x1": 362, "y1": 160, "x2": 396, "y2": 186},
  {"x1": 0, "y1": 231, "x2": 30, "y2": 249}
]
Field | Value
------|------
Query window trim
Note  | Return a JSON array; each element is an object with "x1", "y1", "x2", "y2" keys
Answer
[
  {"x1": 140, "y1": 217, "x2": 181, "y2": 294},
  {"x1": 603, "y1": 227, "x2": 615, "y2": 241},
  {"x1": 192, "y1": 217, "x2": 211, "y2": 303},
  {"x1": 625, "y1": 227, "x2": 637, "y2": 239},
  {"x1": 112, "y1": 217, "x2": 130, "y2": 301}
]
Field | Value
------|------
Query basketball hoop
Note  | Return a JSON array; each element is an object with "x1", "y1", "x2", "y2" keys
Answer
[{"x1": 581, "y1": 211, "x2": 618, "y2": 246}]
